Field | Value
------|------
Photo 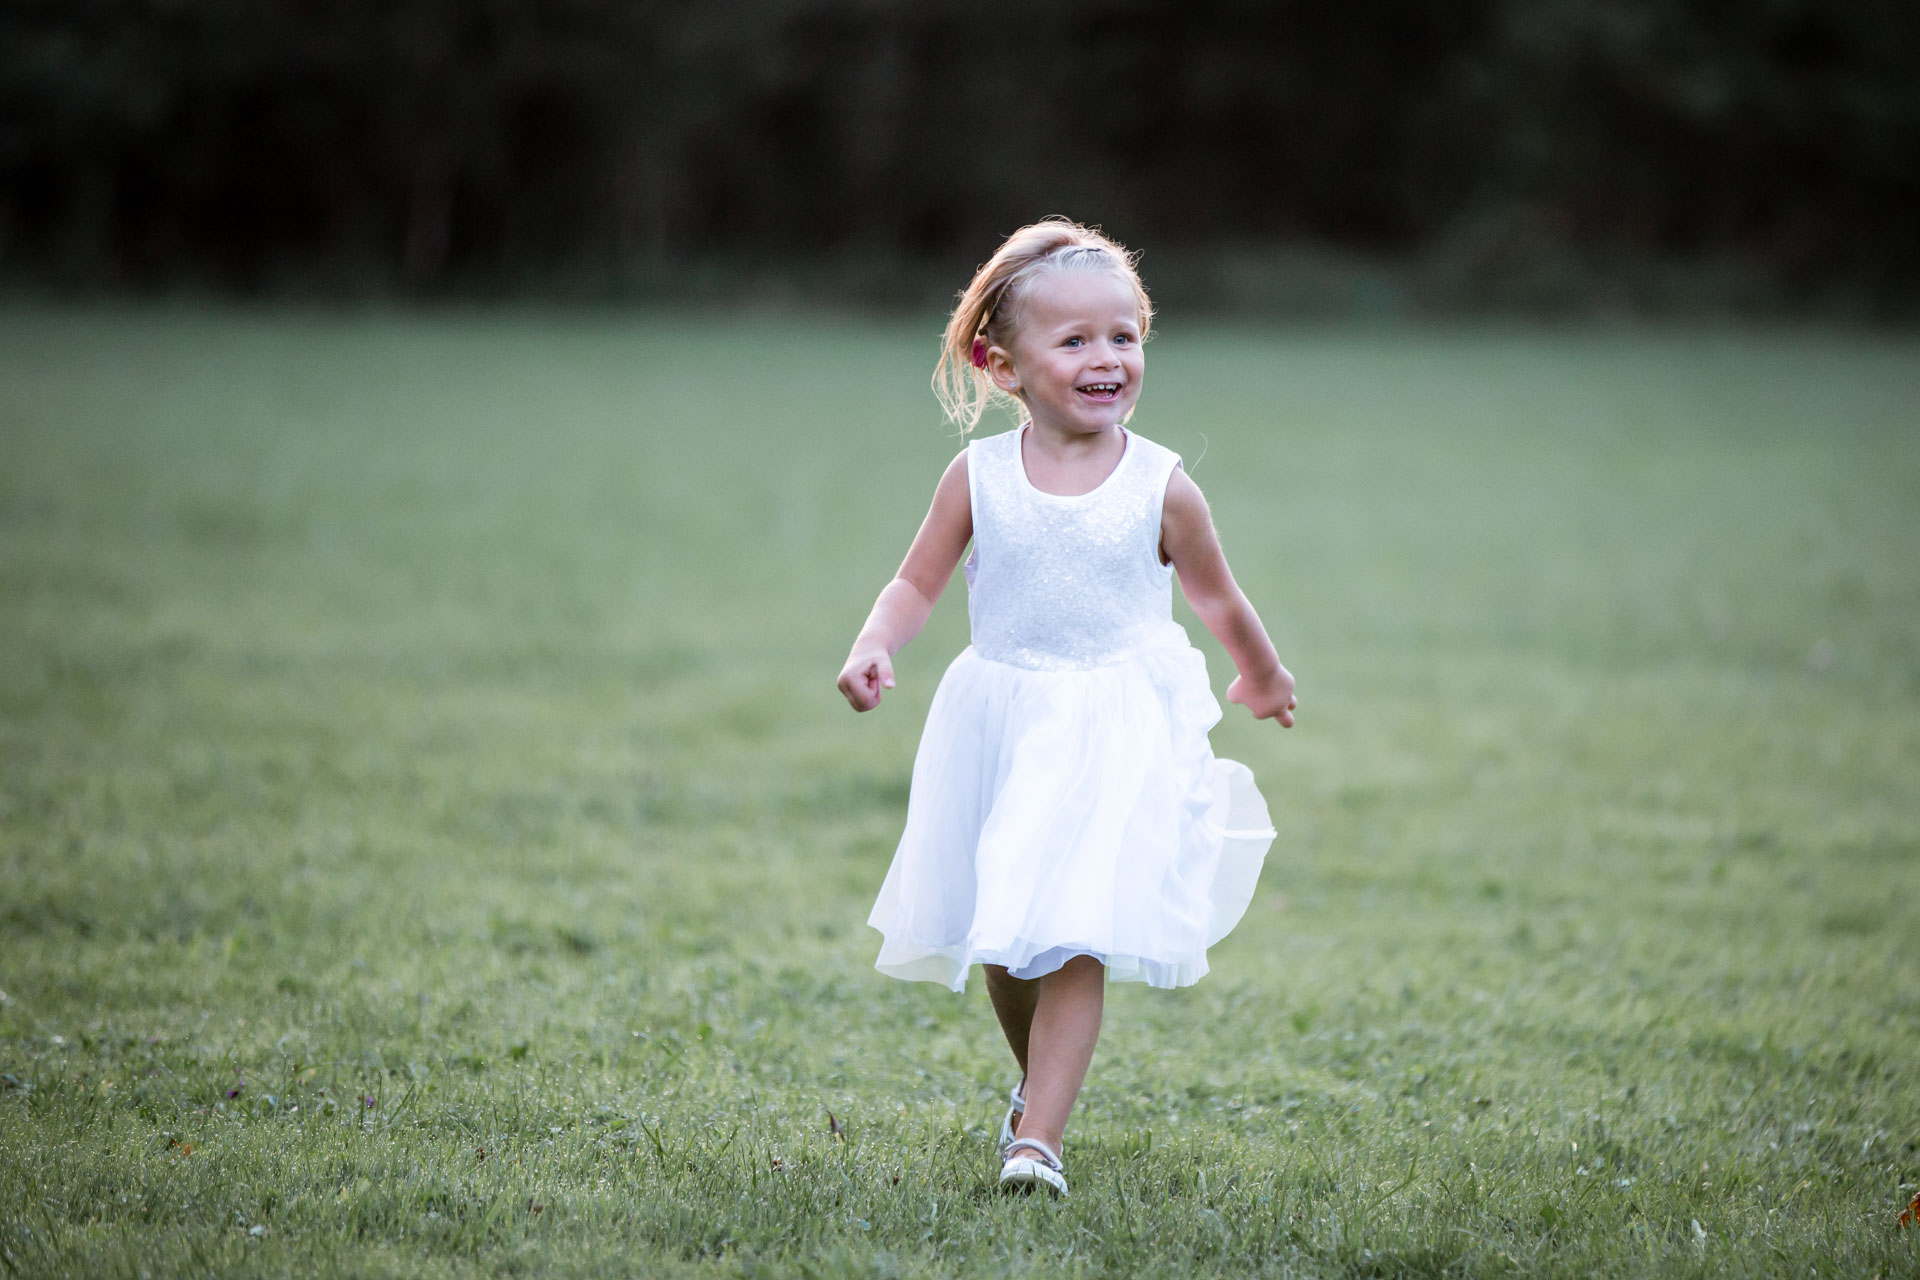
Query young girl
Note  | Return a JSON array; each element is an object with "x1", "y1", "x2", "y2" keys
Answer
[{"x1": 836, "y1": 218, "x2": 1296, "y2": 1197}]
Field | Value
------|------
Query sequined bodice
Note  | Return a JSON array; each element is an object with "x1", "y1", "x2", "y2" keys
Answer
[{"x1": 964, "y1": 427, "x2": 1182, "y2": 671}]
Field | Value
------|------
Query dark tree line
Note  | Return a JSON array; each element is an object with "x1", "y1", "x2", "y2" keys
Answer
[{"x1": 3, "y1": 0, "x2": 1915, "y2": 309}]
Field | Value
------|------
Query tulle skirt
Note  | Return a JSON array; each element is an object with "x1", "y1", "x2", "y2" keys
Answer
[{"x1": 867, "y1": 630, "x2": 1276, "y2": 991}]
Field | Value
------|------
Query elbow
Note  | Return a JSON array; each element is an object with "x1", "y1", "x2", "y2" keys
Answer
[
  {"x1": 1185, "y1": 586, "x2": 1244, "y2": 628},
  {"x1": 895, "y1": 572, "x2": 944, "y2": 610}
]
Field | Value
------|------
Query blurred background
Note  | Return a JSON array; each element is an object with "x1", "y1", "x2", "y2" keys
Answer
[
  {"x1": 4, "y1": 0, "x2": 1916, "y2": 316},
  {"x1": 5, "y1": 9, "x2": 1920, "y2": 1271}
]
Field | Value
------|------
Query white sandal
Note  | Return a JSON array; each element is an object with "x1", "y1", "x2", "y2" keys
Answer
[
  {"x1": 996, "y1": 1079, "x2": 1026, "y2": 1148},
  {"x1": 999, "y1": 1135, "x2": 1068, "y2": 1198}
]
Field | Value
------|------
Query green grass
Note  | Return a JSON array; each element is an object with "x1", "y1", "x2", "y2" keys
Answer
[{"x1": 2, "y1": 303, "x2": 1917, "y2": 1278}]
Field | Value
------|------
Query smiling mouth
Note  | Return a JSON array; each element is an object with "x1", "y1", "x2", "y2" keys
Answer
[{"x1": 1077, "y1": 383, "x2": 1122, "y2": 399}]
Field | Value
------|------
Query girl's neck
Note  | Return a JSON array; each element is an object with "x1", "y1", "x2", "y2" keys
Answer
[
  {"x1": 1018, "y1": 421, "x2": 1128, "y2": 498},
  {"x1": 1023, "y1": 417, "x2": 1123, "y2": 457}
]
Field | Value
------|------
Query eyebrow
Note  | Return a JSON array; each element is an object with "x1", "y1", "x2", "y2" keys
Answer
[{"x1": 1044, "y1": 318, "x2": 1138, "y2": 333}]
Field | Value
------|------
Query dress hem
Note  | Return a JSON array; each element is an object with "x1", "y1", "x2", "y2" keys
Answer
[{"x1": 867, "y1": 927, "x2": 1213, "y2": 993}]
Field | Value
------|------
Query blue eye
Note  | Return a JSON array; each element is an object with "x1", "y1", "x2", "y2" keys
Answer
[{"x1": 1064, "y1": 337, "x2": 1083, "y2": 348}]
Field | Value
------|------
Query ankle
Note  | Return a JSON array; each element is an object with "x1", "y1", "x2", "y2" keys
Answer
[{"x1": 1009, "y1": 1126, "x2": 1064, "y2": 1156}]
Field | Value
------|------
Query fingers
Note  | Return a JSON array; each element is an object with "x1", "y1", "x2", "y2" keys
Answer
[
  {"x1": 1226, "y1": 674, "x2": 1296, "y2": 724},
  {"x1": 835, "y1": 666, "x2": 869, "y2": 711},
  {"x1": 837, "y1": 656, "x2": 895, "y2": 712}
]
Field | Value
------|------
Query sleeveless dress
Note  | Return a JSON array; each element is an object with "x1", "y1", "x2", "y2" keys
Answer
[{"x1": 866, "y1": 426, "x2": 1276, "y2": 991}]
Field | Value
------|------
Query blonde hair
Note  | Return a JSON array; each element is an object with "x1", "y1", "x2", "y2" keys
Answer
[{"x1": 933, "y1": 217, "x2": 1153, "y2": 433}]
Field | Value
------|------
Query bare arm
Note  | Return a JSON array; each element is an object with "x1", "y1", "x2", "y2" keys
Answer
[
  {"x1": 836, "y1": 451, "x2": 974, "y2": 711},
  {"x1": 1160, "y1": 466, "x2": 1297, "y2": 726}
]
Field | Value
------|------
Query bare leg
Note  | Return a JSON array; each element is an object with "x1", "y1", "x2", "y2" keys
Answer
[
  {"x1": 983, "y1": 964, "x2": 1038, "y2": 1138},
  {"x1": 986, "y1": 955, "x2": 1104, "y2": 1158},
  {"x1": 983, "y1": 964, "x2": 1040, "y2": 1077}
]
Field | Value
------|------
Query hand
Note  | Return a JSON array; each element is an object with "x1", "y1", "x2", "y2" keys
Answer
[
  {"x1": 1227, "y1": 667, "x2": 1297, "y2": 727},
  {"x1": 837, "y1": 647, "x2": 896, "y2": 712}
]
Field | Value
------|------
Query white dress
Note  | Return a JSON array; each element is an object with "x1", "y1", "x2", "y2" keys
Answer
[{"x1": 867, "y1": 426, "x2": 1276, "y2": 991}]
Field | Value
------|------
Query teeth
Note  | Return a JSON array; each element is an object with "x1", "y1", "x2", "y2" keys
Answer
[{"x1": 1080, "y1": 383, "x2": 1119, "y2": 393}]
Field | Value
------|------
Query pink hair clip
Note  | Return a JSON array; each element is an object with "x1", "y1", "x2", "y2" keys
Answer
[{"x1": 971, "y1": 338, "x2": 988, "y2": 369}]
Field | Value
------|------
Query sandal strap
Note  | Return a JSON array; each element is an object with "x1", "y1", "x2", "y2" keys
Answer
[
  {"x1": 1001, "y1": 1136, "x2": 1062, "y2": 1170},
  {"x1": 1009, "y1": 1079, "x2": 1026, "y2": 1113}
]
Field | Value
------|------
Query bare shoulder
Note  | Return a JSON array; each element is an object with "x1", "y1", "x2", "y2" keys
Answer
[
  {"x1": 931, "y1": 448, "x2": 970, "y2": 508},
  {"x1": 1161, "y1": 462, "x2": 1214, "y2": 533},
  {"x1": 921, "y1": 447, "x2": 974, "y2": 532}
]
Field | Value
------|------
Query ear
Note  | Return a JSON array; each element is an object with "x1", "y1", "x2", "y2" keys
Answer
[{"x1": 984, "y1": 348, "x2": 1021, "y2": 394}]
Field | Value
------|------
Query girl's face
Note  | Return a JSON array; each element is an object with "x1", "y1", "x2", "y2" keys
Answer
[{"x1": 993, "y1": 269, "x2": 1145, "y2": 438}]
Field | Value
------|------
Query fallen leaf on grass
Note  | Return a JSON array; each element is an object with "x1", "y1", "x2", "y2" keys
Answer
[
  {"x1": 827, "y1": 1111, "x2": 845, "y2": 1141},
  {"x1": 1898, "y1": 1192, "x2": 1919, "y2": 1229}
]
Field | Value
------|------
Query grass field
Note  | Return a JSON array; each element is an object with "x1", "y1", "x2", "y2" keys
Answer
[{"x1": 2, "y1": 304, "x2": 1917, "y2": 1278}]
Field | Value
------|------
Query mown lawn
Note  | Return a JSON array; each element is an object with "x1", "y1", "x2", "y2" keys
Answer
[{"x1": 1, "y1": 305, "x2": 1916, "y2": 1277}]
